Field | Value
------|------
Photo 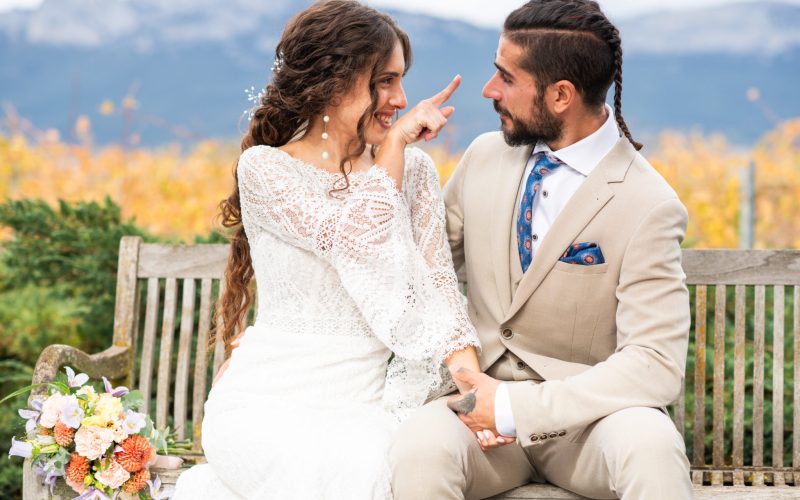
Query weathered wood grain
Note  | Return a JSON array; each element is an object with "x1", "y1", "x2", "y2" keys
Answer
[
  {"x1": 694, "y1": 285, "x2": 708, "y2": 467},
  {"x1": 732, "y1": 285, "x2": 745, "y2": 469},
  {"x1": 138, "y1": 243, "x2": 228, "y2": 278},
  {"x1": 794, "y1": 286, "x2": 800, "y2": 470},
  {"x1": 774, "y1": 286, "x2": 785, "y2": 469},
  {"x1": 713, "y1": 285, "x2": 726, "y2": 468},
  {"x1": 173, "y1": 279, "x2": 196, "y2": 441},
  {"x1": 192, "y1": 278, "x2": 214, "y2": 451},
  {"x1": 753, "y1": 285, "x2": 766, "y2": 469},
  {"x1": 138, "y1": 278, "x2": 160, "y2": 414},
  {"x1": 682, "y1": 249, "x2": 800, "y2": 285},
  {"x1": 112, "y1": 236, "x2": 141, "y2": 387},
  {"x1": 213, "y1": 281, "x2": 227, "y2": 377},
  {"x1": 156, "y1": 278, "x2": 178, "y2": 431}
]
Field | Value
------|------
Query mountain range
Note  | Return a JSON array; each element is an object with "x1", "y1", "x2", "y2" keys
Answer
[{"x1": 1, "y1": 0, "x2": 799, "y2": 149}]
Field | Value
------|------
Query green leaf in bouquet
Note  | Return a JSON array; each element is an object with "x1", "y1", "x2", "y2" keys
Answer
[
  {"x1": 0, "y1": 381, "x2": 69, "y2": 405},
  {"x1": 121, "y1": 389, "x2": 144, "y2": 411},
  {"x1": 48, "y1": 448, "x2": 71, "y2": 475}
]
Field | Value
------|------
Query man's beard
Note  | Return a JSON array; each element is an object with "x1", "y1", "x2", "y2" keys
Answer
[{"x1": 494, "y1": 97, "x2": 562, "y2": 147}]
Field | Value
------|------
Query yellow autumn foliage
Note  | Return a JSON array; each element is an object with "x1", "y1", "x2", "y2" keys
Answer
[{"x1": 1, "y1": 117, "x2": 798, "y2": 248}]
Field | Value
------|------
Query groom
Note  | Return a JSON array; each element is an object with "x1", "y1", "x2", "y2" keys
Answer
[{"x1": 390, "y1": 1, "x2": 692, "y2": 498}]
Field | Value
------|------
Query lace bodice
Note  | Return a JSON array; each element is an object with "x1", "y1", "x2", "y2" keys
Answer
[{"x1": 236, "y1": 145, "x2": 479, "y2": 418}]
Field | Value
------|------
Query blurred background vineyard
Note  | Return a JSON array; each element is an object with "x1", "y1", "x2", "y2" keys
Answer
[{"x1": 3, "y1": 113, "x2": 800, "y2": 247}]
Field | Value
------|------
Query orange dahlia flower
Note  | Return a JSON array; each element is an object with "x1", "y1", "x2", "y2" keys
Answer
[
  {"x1": 65, "y1": 452, "x2": 90, "y2": 484},
  {"x1": 54, "y1": 421, "x2": 75, "y2": 447},
  {"x1": 115, "y1": 434, "x2": 153, "y2": 473},
  {"x1": 123, "y1": 468, "x2": 151, "y2": 493}
]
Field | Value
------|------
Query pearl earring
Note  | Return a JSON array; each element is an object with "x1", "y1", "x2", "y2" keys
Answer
[{"x1": 321, "y1": 115, "x2": 330, "y2": 161}]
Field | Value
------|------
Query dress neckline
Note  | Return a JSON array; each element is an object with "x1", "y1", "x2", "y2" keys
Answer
[{"x1": 265, "y1": 145, "x2": 374, "y2": 178}]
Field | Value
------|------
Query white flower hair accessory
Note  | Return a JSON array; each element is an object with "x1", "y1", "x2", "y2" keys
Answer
[{"x1": 243, "y1": 85, "x2": 266, "y2": 121}]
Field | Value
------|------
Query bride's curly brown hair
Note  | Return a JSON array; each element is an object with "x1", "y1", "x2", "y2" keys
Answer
[{"x1": 213, "y1": 0, "x2": 412, "y2": 353}]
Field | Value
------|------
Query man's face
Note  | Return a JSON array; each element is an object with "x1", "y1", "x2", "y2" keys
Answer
[{"x1": 482, "y1": 35, "x2": 563, "y2": 147}]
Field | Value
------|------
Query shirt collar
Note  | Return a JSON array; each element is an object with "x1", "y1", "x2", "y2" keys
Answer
[{"x1": 532, "y1": 104, "x2": 620, "y2": 177}]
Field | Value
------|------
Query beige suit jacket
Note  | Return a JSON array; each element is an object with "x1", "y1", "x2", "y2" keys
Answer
[{"x1": 443, "y1": 131, "x2": 690, "y2": 448}]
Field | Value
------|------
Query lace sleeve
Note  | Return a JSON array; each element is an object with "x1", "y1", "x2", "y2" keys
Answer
[
  {"x1": 404, "y1": 147, "x2": 479, "y2": 356},
  {"x1": 379, "y1": 149, "x2": 481, "y2": 419}
]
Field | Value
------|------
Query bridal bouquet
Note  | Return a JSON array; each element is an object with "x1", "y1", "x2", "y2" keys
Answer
[{"x1": 5, "y1": 367, "x2": 172, "y2": 499}]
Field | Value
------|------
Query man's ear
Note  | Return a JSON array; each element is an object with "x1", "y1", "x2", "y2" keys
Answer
[{"x1": 547, "y1": 80, "x2": 576, "y2": 115}]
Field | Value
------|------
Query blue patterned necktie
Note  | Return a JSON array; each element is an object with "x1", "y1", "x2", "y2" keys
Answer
[{"x1": 517, "y1": 151, "x2": 564, "y2": 273}]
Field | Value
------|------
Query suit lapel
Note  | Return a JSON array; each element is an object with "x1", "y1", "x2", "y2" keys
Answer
[
  {"x1": 491, "y1": 145, "x2": 532, "y2": 317},
  {"x1": 503, "y1": 138, "x2": 636, "y2": 322}
]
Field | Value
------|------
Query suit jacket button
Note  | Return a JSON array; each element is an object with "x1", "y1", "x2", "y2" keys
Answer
[
  {"x1": 530, "y1": 435, "x2": 539, "y2": 442},
  {"x1": 540, "y1": 433, "x2": 548, "y2": 441},
  {"x1": 516, "y1": 361, "x2": 526, "y2": 370},
  {"x1": 501, "y1": 328, "x2": 513, "y2": 340},
  {"x1": 558, "y1": 430, "x2": 566, "y2": 436},
  {"x1": 549, "y1": 432, "x2": 558, "y2": 439}
]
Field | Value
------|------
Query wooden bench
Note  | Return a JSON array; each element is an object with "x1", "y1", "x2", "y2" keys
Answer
[{"x1": 23, "y1": 237, "x2": 800, "y2": 499}]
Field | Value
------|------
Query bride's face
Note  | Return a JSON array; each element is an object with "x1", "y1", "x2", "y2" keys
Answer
[{"x1": 334, "y1": 41, "x2": 408, "y2": 145}]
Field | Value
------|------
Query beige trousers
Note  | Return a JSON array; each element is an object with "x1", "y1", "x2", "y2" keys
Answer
[{"x1": 390, "y1": 359, "x2": 692, "y2": 499}]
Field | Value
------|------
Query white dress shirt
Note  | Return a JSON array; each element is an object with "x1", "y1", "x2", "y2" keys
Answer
[{"x1": 494, "y1": 104, "x2": 620, "y2": 437}]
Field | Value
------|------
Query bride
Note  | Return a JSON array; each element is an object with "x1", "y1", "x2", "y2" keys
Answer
[{"x1": 173, "y1": 1, "x2": 480, "y2": 498}]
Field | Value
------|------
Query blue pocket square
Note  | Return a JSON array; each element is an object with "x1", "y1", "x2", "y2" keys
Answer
[{"x1": 559, "y1": 242, "x2": 605, "y2": 265}]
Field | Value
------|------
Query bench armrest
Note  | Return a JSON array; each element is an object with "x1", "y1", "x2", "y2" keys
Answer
[{"x1": 30, "y1": 344, "x2": 131, "y2": 400}]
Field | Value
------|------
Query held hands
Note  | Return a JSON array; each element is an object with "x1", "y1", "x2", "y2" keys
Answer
[
  {"x1": 447, "y1": 368, "x2": 512, "y2": 451},
  {"x1": 390, "y1": 75, "x2": 461, "y2": 145}
]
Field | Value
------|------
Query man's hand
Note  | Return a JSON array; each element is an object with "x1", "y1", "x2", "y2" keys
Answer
[{"x1": 446, "y1": 368, "x2": 512, "y2": 450}]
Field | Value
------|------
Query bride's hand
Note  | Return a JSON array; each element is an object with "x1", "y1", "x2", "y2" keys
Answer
[{"x1": 390, "y1": 75, "x2": 461, "y2": 145}]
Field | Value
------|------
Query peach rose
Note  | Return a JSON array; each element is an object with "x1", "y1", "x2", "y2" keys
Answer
[
  {"x1": 95, "y1": 459, "x2": 131, "y2": 490},
  {"x1": 74, "y1": 426, "x2": 115, "y2": 460}
]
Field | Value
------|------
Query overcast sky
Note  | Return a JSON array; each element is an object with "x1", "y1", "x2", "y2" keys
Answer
[{"x1": 1, "y1": 0, "x2": 799, "y2": 26}]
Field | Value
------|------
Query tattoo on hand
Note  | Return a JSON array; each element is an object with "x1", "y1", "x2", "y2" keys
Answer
[{"x1": 447, "y1": 389, "x2": 477, "y2": 414}]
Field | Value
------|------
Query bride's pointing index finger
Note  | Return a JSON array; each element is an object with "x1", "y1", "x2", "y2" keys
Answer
[{"x1": 429, "y1": 75, "x2": 462, "y2": 107}]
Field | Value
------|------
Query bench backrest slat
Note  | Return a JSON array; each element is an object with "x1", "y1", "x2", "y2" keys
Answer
[
  {"x1": 692, "y1": 285, "x2": 708, "y2": 467},
  {"x1": 732, "y1": 285, "x2": 746, "y2": 469},
  {"x1": 712, "y1": 285, "x2": 726, "y2": 471},
  {"x1": 192, "y1": 278, "x2": 214, "y2": 452},
  {"x1": 774, "y1": 285, "x2": 786, "y2": 469},
  {"x1": 753, "y1": 285, "x2": 766, "y2": 469},
  {"x1": 156, "y1": 278, "x2": 179, "y2": 431},
  {"x1": 174, "y1": 279, "x2": 196, "y2": 441},
  {"x1": 139, "y1": 278, "x2": 161, "y2": 415},
  {"x1": 794, "y1": 286, "x2": 800, "y2": 470}
]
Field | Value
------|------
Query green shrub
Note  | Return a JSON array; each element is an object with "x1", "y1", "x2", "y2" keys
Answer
[{"x1": 0, "y1": 197, "x2": 149, "y2": 353}]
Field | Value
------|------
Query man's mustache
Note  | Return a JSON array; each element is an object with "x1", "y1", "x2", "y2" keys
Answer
[{"x1": 493, "y1": 100, "x2": 510, "y2": 118}]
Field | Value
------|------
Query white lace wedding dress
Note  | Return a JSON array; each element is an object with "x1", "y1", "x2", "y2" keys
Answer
[{"x1": 173, "y1": 145, "x2": 479, "y2": 499}]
